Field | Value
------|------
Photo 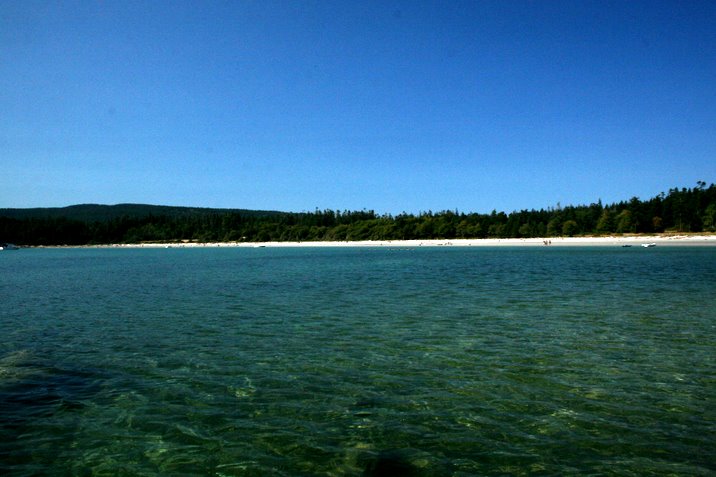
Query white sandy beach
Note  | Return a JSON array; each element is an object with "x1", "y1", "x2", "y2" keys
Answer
[{"x1": 99, "y1": 235, "x2": 716, "y2": 248}]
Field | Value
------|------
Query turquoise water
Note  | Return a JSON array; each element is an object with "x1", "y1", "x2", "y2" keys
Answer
[{"x1": 1, "y1": 246, "x2": 715, "y2": 476}]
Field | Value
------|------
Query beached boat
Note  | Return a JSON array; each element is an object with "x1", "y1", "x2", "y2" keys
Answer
[
  {"x1": 641, "y1": 243, "x2": 656, "y2": 248},
  {"x1": 0, "y1": 243, "x2": 19, "y2": 250}
]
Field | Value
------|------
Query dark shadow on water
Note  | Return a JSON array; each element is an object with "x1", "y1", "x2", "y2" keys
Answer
[
  {"x1": 363, "y1": 451, "x2": 420, "y2": 476},
  {"x1": 1, "y1": 365, "x2": 100, "y2": 425},
  {"x1": 0, "y1": 356, "x2": 106, "y2": 472},
  {"x1": 361, "y1": 449, "x2": 451, "y2": 477}
]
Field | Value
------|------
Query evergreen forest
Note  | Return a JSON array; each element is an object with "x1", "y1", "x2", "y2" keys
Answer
[{"x1": 2, "y1": 183, "x2": 715, "y2": 246}]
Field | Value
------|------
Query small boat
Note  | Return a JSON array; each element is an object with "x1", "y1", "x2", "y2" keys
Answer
[
  {"x1": 0, "y1": 243, "x2": 19, "y2": 250},
  {"x1": 621, "y1": 244, "x2": 632, "y2": 248},
  {"x1": 641, "y1": 243, "x2": 656, "y2": 248}
]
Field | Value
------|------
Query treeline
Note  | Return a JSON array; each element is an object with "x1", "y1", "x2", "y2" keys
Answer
[{"x1": 1, "y1": 183, "x2": 715, "y2": 246}]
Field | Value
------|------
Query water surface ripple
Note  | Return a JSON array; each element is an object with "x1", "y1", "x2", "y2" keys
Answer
[{"x1": 1, "y1": 247, "x2": 714, "y2": 476}]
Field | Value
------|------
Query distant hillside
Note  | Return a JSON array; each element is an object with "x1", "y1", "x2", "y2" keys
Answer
[{"x1": 0, "y1": 203, "x2": 287, "y2": 222}]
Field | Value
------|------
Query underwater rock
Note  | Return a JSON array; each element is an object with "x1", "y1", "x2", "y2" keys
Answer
[{"x1": 363, "y1": 450, "x2": 420, "y2": 476}]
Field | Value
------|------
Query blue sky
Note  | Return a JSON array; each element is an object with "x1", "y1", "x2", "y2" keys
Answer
[{"x1": 2, "y1": 1, "x2": 715, "y2": 214}]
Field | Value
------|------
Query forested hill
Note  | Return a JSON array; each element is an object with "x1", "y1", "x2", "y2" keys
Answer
[
  {"x1": 1, "y1": 184, "x2": 715, "y2": 245},
  {"x1": 0, "y1": 203, "x2": 286, "y2": 222}
]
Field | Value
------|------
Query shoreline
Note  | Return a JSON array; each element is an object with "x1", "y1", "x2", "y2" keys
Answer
[{"x1": 38, "y1": 234, "x2": 716, "y2": 248}]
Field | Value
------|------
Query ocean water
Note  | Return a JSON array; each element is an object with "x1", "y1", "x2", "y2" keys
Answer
[{"x1": 1, "y1": 246, "x2": 714, "y2": 476}]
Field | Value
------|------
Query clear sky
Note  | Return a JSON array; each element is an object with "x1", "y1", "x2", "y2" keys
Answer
[{"x1": 2, "y1": 1, "x2": 715, "y2": 214}]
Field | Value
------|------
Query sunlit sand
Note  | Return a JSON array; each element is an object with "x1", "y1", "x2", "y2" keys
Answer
[{"x1": 92, "y1": 235, "x2": 716, "y2": 248}]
